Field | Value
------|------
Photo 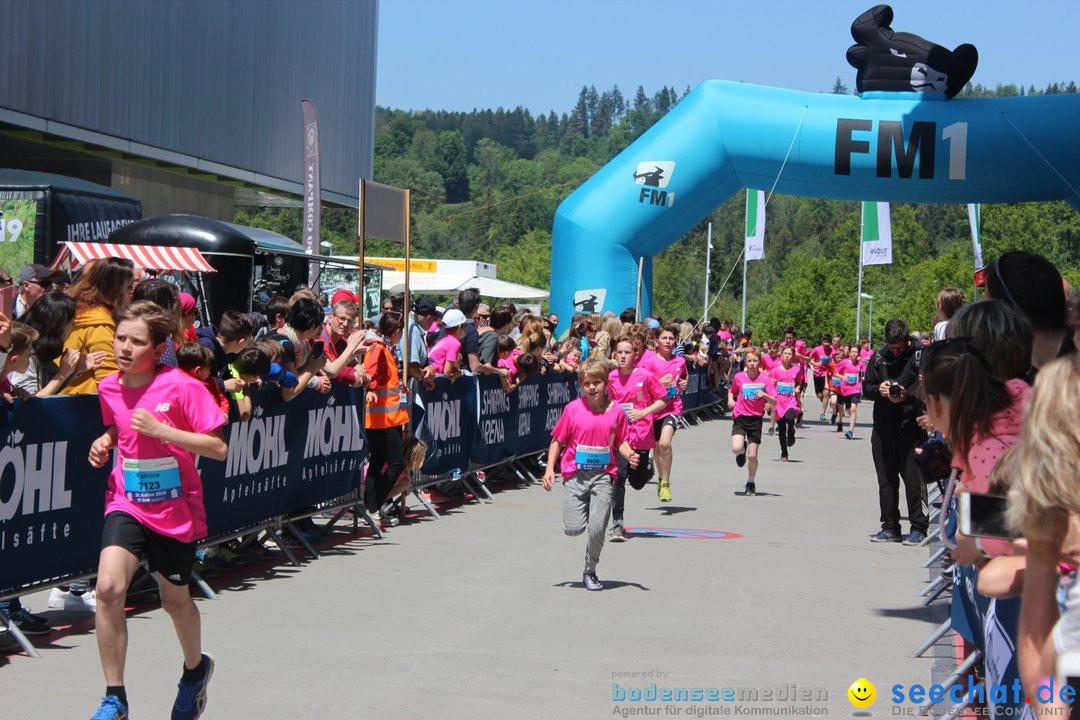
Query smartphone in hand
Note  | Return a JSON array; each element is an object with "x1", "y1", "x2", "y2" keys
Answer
[{"x1": 958, "y1": 492, "x2": 1020, "y2": 539}]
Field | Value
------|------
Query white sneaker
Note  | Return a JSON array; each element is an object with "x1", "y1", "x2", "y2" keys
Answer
[
  {"x1": 47, "y1": 587, "x2": 69, "y2": 609},
  {"x1": 65, "y1": 589, "x2": 97, "y2": 613}
]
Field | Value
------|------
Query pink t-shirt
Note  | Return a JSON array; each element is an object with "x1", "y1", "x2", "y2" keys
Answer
[
  {"x1": 718, "y1": 330, "x2": 733, "y2": 342},
  {"x1": 834, "y1": 359, "x2": 862, "y2": 396},
  {"x1": 607, "y1": 367, "x2": 666, "y2": 450},
  {"x1": 858, "y1": 347, "x2": 874, "y2": 367},
  {"x1": 809, "y1": 345, "x2": 831, "y2": 377},
  {"x1": 98, "y1": 367, "x2": 227, "y2": 543},
  {"x1": 550, "y1": 398, "x2": 629, "y2": 481},
  {"x1": 729, "y1": 370, "x2": 776, "y2": 419},
  {"x1": 638, "y1": 348, "x2": 657, "y2": 367},
  {"x1": 497, "y1": 348, "x2": 521, "y2": 379},
  {"x1": 640, "y1": 353, "x2": 688, "y2": 418},
  {"x1": 760, "y1": 353, "x2": 782, "y2": 372},
  {"x1": 427, "y1": 334, "x2": 462, "y2": 375},
  {"x1": 767, "y1": 363, "x2": 803, "y2": 416}
]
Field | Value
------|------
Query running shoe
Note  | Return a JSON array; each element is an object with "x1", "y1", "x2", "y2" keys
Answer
[
  {"x1": 91, "y1": 695, "x2": 128, "y2": 720},
  {"x1": 869, "y1": 529, "x2": 902, "y2": 543},
  {"x1": 744, "y1": 482, "x2": 756, "y2": 496},
  {"x1": 735, "y1": 452, "x2": 746, "y2": 468},
  {"x1": 767, "y1": 426, "x2": 775, "y2": 436},
  {"x1": 607, "y1": 525, "x2": 627, "y2": 543},
  {"x1": 8, "y1": 607, "x2": 50, "y2": 636},
  {"x1": 171, "y1": 653, "x2": 214, "y2": 720},
  {"x1": 48, "y1": 588, "x2": 68, "y2": 609},
  {"x1": 845, "y1": 430, "x2": 854, "y2": 440},
  {"x1": 65, "y1": 589, "x2": 97, "y2": 613},
  {"x1": 658, "y1": 479, "x2": 672, "y2": 502},
  {"x1": 583, "y1": 572, "x2": 604, "y2": 591},
  {"x1": 780, "y1": 456, "x2": 789, "y2": 463},
  {"x1": 818, "y1": 413, "x2": 826, "y2": 422},
  {"x1": 835, "y1": 424, "x2": 843, "y2": 432}
]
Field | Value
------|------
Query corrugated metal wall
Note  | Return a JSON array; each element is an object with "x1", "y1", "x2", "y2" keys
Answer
[{"x1": 0, "y1": 0, "x2": 376, "y2": 202}]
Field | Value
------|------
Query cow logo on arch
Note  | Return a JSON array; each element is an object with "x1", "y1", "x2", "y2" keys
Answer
[{"x1": 633, "y1": 161, "x2": 676, "y2": 208}]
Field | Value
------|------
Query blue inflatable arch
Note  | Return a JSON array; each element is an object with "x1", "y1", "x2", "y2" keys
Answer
[{"x1": 549, "y1": 80, "x2": 1080, "y2": 326}]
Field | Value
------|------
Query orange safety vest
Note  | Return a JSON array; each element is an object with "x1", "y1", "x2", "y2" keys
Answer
[{"x1": 364, "y1": 339, "x2": 409, "y2": 429}]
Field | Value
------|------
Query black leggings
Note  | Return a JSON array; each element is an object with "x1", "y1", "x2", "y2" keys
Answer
[
  {"x1": 364, "y1": 425, "x2": 405, "y2": 511},
  {"x1": 777, "y1": 409, "x2": 797, "y2": 456}
]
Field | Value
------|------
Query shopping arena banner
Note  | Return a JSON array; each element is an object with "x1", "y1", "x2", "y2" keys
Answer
[{"x1": 0, "y1": 386, "x2": 367, "y2": 595}]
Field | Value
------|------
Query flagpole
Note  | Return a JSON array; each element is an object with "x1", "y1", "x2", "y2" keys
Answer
[
  {"x1": 741, "y1": 252, "x2": 747, "y2": 332},
  {"x1": 703, "y1": 223, "x2": 712, "y2": 322},
  {"x1": 856, "y1": 203, "x2": 865, "y2": 343}
]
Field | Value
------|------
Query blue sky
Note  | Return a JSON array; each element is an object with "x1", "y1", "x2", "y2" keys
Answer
[{"x1": 376, "y1": 1, "x2": 1077, "y2": 114}]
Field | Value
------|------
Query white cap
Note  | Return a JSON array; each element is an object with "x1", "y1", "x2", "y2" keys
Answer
[{"x1": 442, "y1": 309, "x2": 467, "y2": 328}]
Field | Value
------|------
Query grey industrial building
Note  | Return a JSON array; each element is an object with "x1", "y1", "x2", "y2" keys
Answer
[{"x1": 0, "y1": 0, "x2": 378, "y2": 218}]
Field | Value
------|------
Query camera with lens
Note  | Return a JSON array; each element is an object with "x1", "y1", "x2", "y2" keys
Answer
[{"x1": 888, "y1": 381, "x2": 904, "y2": 398}]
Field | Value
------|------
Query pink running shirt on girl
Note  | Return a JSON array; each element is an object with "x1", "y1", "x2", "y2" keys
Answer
[{"x1": 767, "y1": 364, "x2": 803, "y2": 416}]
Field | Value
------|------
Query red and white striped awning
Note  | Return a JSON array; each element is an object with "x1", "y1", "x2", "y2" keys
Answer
[{"x1": 51, "y1": 242, "x2": 216, "y2": 273}]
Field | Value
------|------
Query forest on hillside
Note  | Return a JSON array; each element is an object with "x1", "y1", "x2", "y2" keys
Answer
[{"x1": 236, "y1": 80, "x2": 1080, "y2": 342}]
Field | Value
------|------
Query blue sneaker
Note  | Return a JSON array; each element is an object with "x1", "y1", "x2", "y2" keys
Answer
[
  {"x1": 171, "y1": 653, "x2": 214, "y2": 720},
  {"x1": 91, "y1": 695, "x2": 128, "y2": 720}
]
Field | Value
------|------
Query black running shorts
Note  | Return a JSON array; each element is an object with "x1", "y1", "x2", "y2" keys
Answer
[
  {"x1": 731, "y1": 415, "x2": 764, "y2": 445},
  {"x1": 101, "y1": 512, "x2": 197, "y2": 586},
  {"x1": 652, "y1": 415, "x2": 679, "y2": 442}
]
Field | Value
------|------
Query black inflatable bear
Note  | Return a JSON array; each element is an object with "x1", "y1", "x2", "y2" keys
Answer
[{"x1": 846, "y1": 4, "x2": 977, "y2": 99}]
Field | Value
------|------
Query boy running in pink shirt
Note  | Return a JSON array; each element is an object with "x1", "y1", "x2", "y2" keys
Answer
[{"x1": 544, "y1": 359, "x2": 637, "y2": 591}]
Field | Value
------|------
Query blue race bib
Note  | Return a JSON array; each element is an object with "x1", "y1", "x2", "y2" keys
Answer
[
  {"x1": 777, "y1": 382, "x2": 794, "y2": 396},
  {"x1": 741, "y1": 383, "x2": 765, "y2": 399},
  {"x1": 575, "y1": 444, "x2": 611, "y2": 471},
  {"x1": 122, "y1": 456, "x2": 182, "y2": 503}
]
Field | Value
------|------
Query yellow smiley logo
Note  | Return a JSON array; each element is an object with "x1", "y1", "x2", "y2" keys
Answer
[{"x1": 848, "y1": 678, "x2": 876, "y2": 708}]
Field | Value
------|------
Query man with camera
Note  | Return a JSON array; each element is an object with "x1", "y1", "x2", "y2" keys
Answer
[{"x1": 863, "y1": 319, "x2": 929, "y2": 545}]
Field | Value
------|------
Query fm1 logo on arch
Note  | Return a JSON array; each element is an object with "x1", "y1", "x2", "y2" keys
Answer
[
  {"x1": 834, "y1": 119, "x2": 968, "y2": 180},
  {"x1": 633, "y1": 161, "x2": 676, "y2": 207}
]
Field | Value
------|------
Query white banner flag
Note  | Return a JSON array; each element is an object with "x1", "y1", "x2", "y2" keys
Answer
[
  {"x1": 967, "y1": 203, "x2": 984, "y2": 269},
  {"x1": 861, "y1": 201, "x2": 892, "y2": 266},
  {"x1": 744, "y1": 190, "x2": 765, "y2": 261}
]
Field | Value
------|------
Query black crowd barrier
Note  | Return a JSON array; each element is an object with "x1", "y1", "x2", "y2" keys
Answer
[
  {"x1": 1, "y1": 365, "x2": 722, "y2": 598},
  {"x1": 0, "y1": 384, "x2": 366, "y2": 597}
]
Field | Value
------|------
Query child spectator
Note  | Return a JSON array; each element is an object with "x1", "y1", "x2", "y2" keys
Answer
[
  {"x1": 427, "y1": 309, "x2": 468, "y2": 380},
  {"x1": 0, "y1": 322, "x2": 39, "y2": 399},
  {"x1": 374, "y1": 435, "x2": 429, "y2": 527},
  {"x1": 543, "y1": 358, "x2": 638, "y2": 591},
  {"x1": 179, "y1": 292, "x2": 199, "y2": 342},
  {"x1": 177, "y1": 342, "x2": 230, "y2": 420},
  {"x1": 226, "y1": 346, "x2": 271, "y2": 421},
  {"x1": 496, "y1": 335, "x2": 520, "y2": 377},
  {"x1": 254, "y1": 339, "x2": 299, "y2": 390},
  {"x1": 195, "y1": 310, "x2": 253, "y2": 391}
]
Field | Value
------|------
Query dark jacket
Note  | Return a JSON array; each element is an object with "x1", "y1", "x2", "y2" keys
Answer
[{"x1": 862, "y1": 342, "x2": 923, "y2": 433}]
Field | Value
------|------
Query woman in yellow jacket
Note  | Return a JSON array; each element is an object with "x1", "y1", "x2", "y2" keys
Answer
[
  {"x1": 363, "y1": 311, "x2": 409, "y2": 515},
  {"x1": 60, "y1": 258, "x2": 135, "y2": 395}
]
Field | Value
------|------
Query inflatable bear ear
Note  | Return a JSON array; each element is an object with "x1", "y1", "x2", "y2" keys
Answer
[{"x1": 845, "y1": 4, "x2": 977, "y2": 99}]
